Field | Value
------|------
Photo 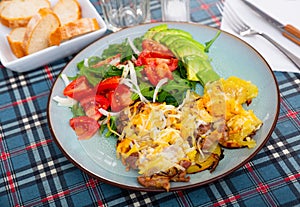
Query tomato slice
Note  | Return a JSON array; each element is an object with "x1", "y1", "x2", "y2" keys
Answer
[
  {"x1": 70, "y1": 116, "x2": 99, "y2": 140},
  {"x1": 96, "y1": 76, "x2": 120, "y2": 95},
  {"x1": 168, "y1": 58, "x2": 179, "y2": 71},
  {"x1": 106, "y1": 90, "x2": 115, "y2": 105},
  {"x1": 80, "y1": 95, "x2": 110, "y2": 120},
  {"x1": 143, "y1": 63, "x2": 173, "y2": 86},
  {"x1": 142, "y1": 39, "x2": 175, "y2": 58},
  {"x1": 111, "y1": 84, "x2": 133, "y2": 112},
  {"x1": 141, "y1": 57, "x2": 178, "y2": 71},
  {"x1": 135, "y1": 51, "x2": 174, "y2": 65},
  {"x1": 135, "y1": 50, "x2": 178, "y2": 66},
  {"x1": 63, "y1": 76, "x2": 94, "y2": 101}
]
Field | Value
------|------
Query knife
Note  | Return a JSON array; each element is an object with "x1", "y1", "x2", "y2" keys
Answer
[{"x1": 241, "y1": 0, "x2": 300, "y2": 46}]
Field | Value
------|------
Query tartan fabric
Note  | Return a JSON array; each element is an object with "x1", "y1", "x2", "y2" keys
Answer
[{"x1": 1, "y1": 0, "x2": 300, "y2": 206}]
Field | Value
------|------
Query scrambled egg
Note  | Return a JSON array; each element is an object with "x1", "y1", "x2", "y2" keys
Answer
[{"x1": 116, "y1": 76, "x2": 262, "y2": 184}]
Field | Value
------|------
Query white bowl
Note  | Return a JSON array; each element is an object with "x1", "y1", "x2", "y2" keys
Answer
[{"x1": 0, "y1": 0, "x2": 107, "y2": 72}]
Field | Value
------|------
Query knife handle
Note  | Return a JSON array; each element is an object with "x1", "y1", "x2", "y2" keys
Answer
[{"x1": 283, "y1": 24, "x2": 300, "y2": 46}]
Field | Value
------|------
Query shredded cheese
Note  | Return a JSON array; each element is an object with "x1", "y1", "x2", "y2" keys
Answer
[
  {"x1": 99, "y1": 108, "x2": 120, "y2": 117},
  {"x1": 61, "y1": 74, "x2": 70, "y2": 86},
  {"x1": 127, "y1": 37, "x2": 140, "y2": 56},
  {"x1": 116, "y1": 77, "x2": 262, "y2": 177},
  {"x1": 53, "y1": 96, "x2": 77, "y2": 107},
  {"x1": 120, "y1": 61, "x2": 149, "y2": 103},
  {"x1": 153, "y1": 78, "x2": 168, "y2": 103},
  {"x1": 83, "y1": 58, "x2": 89, "y2": 67}
]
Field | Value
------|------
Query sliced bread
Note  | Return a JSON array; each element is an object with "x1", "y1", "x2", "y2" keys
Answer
[
  {"x1": 0, "y1": 0, "x2": 50, "y2": 28},
  {"x1": 23, "y1": 8, "x2": 60, "y2": 55},
  {"x1": 52, "y1": 0, "x2": 81, "y2": 25},
  {"x1": 7, "y1": 27, "x2": 27, "y2": 58},
  {"x1": 0, "y1": 1, "x2": 10, "y2": 14},
  {"x1": 49, "y1": 18, "x2": 100, "y2": 46}
]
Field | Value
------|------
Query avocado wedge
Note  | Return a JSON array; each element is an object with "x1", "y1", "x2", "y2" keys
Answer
[
  {"x1": 171, "y1": 45, "x2": 208, "y2": 60},
  {"x1": 183, "y1": 55, "x2": 219, "y2": 85},
  {"x1": 152, "y1": 29, "x2": 192, "y2": 42},
  {"x1": 160, "y1": 34, "x2": 205, "y2": 51}
]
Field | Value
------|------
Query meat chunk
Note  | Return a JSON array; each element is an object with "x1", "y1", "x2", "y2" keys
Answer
[{"x1": 137, "y1": 162, "x2": 191, "y2": 191}]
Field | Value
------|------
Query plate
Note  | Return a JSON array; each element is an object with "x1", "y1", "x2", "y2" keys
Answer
[
  {"x1": 0, "y1": 0, "x2": 107, "y2": 72},
  {"x1": 47, "y1": 22, "x2": 279, "y2": 192}
]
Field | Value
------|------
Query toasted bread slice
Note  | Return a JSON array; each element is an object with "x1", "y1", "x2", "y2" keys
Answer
[
  {"x1": 7, "y1": 27, "x2": 26, "y2": 58},
  {"x1": 0, "y1": 0, "x2": 50, "y2": 28},
  {"x1": 52, "y1": 0, "x2": 81, "y2": 25},
  {"x1": 0, "y1": 1, "x2": 10, "y2": 14},
  {"x1": 49, "y1": 18, "x2": 100, "y2": 46},
  {"x1": 23, "y1": 8, "x2": 60, "y2": 55}
]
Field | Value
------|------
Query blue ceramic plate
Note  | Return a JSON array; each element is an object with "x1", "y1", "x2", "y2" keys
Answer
[{"x1": 47, "y1": 22, "x2": 279, "y2": 192}]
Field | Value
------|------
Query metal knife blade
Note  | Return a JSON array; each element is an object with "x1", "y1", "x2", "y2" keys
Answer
[{"x1": 241, "y1": 0, "x2": 300, "y2": 46}]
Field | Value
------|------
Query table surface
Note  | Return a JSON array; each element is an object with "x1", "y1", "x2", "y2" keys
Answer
[{"x1": 1, "y1": 0, "x2": 300, "y2": 206}]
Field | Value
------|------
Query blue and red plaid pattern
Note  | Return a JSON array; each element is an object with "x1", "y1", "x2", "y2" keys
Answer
[{"x1": 1, "y1": 0, "x2": 300, "y2": 206}]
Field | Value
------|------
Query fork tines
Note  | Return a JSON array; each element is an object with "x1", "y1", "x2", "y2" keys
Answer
[{"x1": 216, "y1": 0, "x2": 249, "y2": 34}]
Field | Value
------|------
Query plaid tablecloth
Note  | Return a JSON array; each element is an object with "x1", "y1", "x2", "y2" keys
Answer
[{"x1": 1, "y1": 0, "x2": 300, "y2": 206}]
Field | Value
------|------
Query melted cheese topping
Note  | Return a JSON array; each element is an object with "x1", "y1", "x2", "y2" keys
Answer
[{"x1": 116, "y1": 76, "x2": 262, "y2": 176}]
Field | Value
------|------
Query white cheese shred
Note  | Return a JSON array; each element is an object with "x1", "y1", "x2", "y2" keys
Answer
[
  {"x1": 129, "y1": 61, "x2": 138, "y2": 87},
  {"x1": 83, "y1": 58, "x2": 89, "y2": 67},
  {"x1": 61, "y1": 74, "x2": 70, "y2": 86},
  {"x1": 177, "y1": 90, "x2": 190, "y2": 110},
  {"x1": 109, "y1": 56, "x2": 121, "y2": 66},
  {"x1": 120, "y1": 64, "x2": 130, "y2": 79},
  {"x1": 99, "y1": 108, "x2": 120, "y2": 117},
  {"x1": 53, "y1": 96, "x2": 77, "y2": 107},
  {"x1": 127, "y1": 37, "x2": 140, "y2": 55},
  {"x1": 121, "y1": 61, "x2": 149, "y2": 103},
  {"x1": 153, "y1": 78, "x2": 168, "y2": 102}
]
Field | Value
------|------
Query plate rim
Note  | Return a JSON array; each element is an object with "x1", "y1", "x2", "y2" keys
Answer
[{"x1": 47, "y1": 22, "x2": 280, "y2": 192}]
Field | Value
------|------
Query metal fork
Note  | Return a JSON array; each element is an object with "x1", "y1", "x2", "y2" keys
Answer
[{"x1": 217, "y1": 1, "x2": 300, "y2": 69}]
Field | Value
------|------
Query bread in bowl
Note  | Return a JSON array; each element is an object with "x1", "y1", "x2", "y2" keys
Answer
[
  {"x1": 49, "y1": 17, "x2": 100, "y2": 46},
  {"x1": 22, "y1": 8, "x2": 60, "y2": 55},
  {"x1": 52, "y1": 0, "x2": 81, "y2": 25},
  {"x1": 0, "y1": 0, "x2": 50, "y2": 28},
  {"x1": 7, "y1": 27, "x2": 27, "y2": 58}
]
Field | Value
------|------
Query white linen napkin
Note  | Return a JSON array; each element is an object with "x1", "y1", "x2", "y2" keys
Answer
[{"x1": 220, "y1": 0, "x2": 300, "y2": 73}]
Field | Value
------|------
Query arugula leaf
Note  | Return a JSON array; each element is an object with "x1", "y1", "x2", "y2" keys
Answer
[
  {"x1": 105, "y1": 116, "x2": 118, "y2": 137},
  {"x1": 204, "y1": 30, "x2": 221, "y2": 53},
  {"x1": 133, "y1": 36, "x2": 143, "y2": 51},
  {"x1": 77, "y1": 58, "x2": 123, "y2": 86},
  {"x1": 101, "y1": 38, "x2": 137, "y2": 61},
  {"x1": 71, "y1": 103, "x2": 85, "y2": 117},
  {"x1": 99, "y1": 116, "x2": 118, "y2": 138}
]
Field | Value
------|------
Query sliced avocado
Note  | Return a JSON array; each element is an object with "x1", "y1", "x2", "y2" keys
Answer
[
  {"x1": 149, "y1": 24, "x2": 168, "y2": 31},
  {"x1": 200, "y1": 61, "x2": 219, "y2": 84},
  {"x1": 143, "y1": 24, "x2": 168, "y2": 39},
  {"x1": 196, "y1": 60, "x2": 220, "y2": 86},
  {"x1": 173, "y1": 45, "x2": 208, "y2": 60},
  {"x1": 152, "y1": 29, "x2": 193, "y2": 42},
  {"x1": 183, "y1": 55, "x2": 219, "y2": 85},
  {"x1": 168, "y1": 39, "x2": 193, "y2": 49},
  {"x1": 160, "y1": 34, "x2": 205, "y2": 51},
  {"x1": 160, "y1": 35, "x2": 181, "y2": 46}
]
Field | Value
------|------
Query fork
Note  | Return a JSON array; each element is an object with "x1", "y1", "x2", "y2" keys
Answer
[{"x1": 216, "y1": 1, "x2": 300, "y2": 70}]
